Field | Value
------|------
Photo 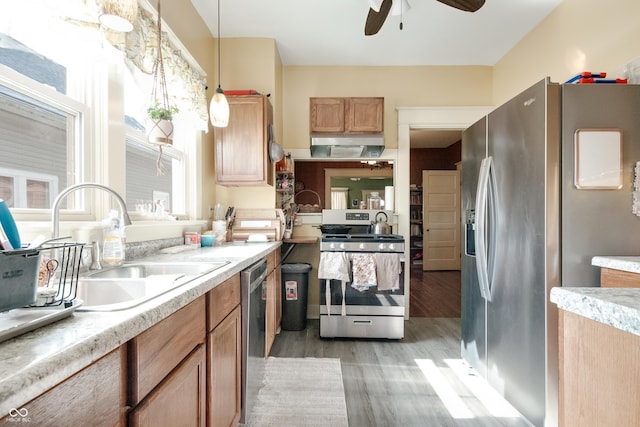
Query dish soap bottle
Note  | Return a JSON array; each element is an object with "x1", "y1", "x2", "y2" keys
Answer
[{"x1": 102, "y1": 210, "x2": 125, "y2": 266}]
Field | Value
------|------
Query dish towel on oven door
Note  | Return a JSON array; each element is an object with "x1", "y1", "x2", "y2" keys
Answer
[
  {"x1": 351, "y1": 254, "x2": 377, "y2": 292},
  {"x1": 318, "y1": 252, "x2": 350, "y2": 316},
  {"x1": 375, "y1": 253, "x2": 401, "y2": 291}
]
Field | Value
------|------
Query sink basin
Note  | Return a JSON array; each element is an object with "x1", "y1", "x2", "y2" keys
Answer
[
  {"x1": 76, "y1": 261, "x2": 229, "y2": 311},
  {"x1": 85, "y1": 262, "x2": 221, "y2": 279}
]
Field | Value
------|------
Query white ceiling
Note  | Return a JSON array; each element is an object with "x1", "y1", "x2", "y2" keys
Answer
[{"x1": 190, "y1": 0, "x2": 563, "y2": 67}]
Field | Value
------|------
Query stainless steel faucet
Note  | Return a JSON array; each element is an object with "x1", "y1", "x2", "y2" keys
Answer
[{"x1": 51, "y1": 183, "x2": 132, "y2": 239}]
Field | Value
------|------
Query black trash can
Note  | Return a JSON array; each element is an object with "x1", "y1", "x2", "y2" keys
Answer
[{"x1": 280, "y1": 263, "x2": 312, "y2": 331}]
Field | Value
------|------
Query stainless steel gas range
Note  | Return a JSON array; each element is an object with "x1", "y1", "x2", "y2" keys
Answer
[{"x1": 318, "y1": 209, "x2": 405, "y2": 339}]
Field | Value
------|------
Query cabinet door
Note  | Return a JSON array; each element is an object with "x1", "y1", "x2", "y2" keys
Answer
[
  {"x1": 275, "y1": 258, "x2": 282, "y2": 330},
  {"x1": 345, "y1": 97, "x2": 384, "y2": 133},
  {"x1": 310, "y1": 98, "x2": 345, "y2": 133},
  {"x1": 0, "y1": 347, "x2": 125, "y2": 427},
  {"x1": 129, "y1": 345, "x2": 207, "y2": 427},
  {"x1": 265, "y1": 269, "x2": 277, "y2": 356},
  {"x1": 208, "y1": 305, "x2": 241, "y2": 427},
  {"x1": 215, "y1": 95, "x2": 273, "y2": 186}
]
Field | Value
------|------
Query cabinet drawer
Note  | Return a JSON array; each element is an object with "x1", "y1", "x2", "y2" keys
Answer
[
  {"x1": 129, "y1": 296, "x2": 206, "y2": 404},
  {"x1": 208, "y1": 274, "x2": 241, "y2": 330}
]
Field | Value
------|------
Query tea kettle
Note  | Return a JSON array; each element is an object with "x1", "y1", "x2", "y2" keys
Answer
[{"x1": 371, "y1": 211, "x2": 391, "y2": 235}]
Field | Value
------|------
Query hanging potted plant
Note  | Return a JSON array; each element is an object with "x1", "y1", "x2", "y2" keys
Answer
[
  {"x1": 146, "y1": 1, "x2": 175, "y2": 175},
  {"x1": 147, "y1": 99, "x2": 178, "y2": 145}
]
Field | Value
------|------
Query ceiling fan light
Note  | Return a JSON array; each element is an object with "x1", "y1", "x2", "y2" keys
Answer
[
  {"x1": 390, "y1": 0, "x2": 411, "y2": 16},
  {"x1": 368, "y1": 0, "x2": 384, "y2": 12},
  {"x1": 210, "y1": 87, "x2": 229, "y2": 128},
  {"x1": 98, "y1": 0, "x2": 137, "y2": 32}
]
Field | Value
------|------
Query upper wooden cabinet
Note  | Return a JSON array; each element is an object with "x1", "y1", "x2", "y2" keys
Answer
[
  {"x1": 310, "y1": 97, "x2": 383, "y2": 134},
  {"x1": 215, "y1": 95, "x2": 274, "y2": 186}
]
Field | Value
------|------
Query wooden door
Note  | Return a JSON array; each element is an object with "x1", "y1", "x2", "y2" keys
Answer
[{"x1": 422, "y1": 170, "x2": 460, "y2": 271}]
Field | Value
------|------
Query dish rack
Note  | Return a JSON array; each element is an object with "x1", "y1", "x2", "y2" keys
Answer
[
  {"x1": 36, "y1": 241, "x2": 85, "y2": 307},
  {"x1": 295, "y1": 189, "x2": 322, "y2": 213},
  {"x1": 0, "y1": 241, "x2": 85, "y2": 311}
]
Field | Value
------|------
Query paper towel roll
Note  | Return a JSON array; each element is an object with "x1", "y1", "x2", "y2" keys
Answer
[{"x1": 384, "y1": 186, "x2": 394, "y2": 211}]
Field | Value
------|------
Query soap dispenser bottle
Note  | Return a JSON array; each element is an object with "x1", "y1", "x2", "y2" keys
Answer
[{"x1": 102, "y1": 210, "x2": 125, "y2": 266}]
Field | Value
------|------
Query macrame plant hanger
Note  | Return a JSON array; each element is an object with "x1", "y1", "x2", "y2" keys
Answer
[{"x1": 148, "y1": 0, "x2": 173, "y2": 175}]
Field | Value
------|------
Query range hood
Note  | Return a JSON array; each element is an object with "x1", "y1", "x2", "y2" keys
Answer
[{"x1": 310, "y1": 134, "x2": 384, "y2": 158}]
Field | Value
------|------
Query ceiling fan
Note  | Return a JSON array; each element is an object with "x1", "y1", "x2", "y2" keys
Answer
[{"x1": 365, "y1": 0, "x2": 486, "y2": 36}]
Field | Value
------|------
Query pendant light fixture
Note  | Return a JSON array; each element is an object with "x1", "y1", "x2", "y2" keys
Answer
[
  {"x1": 209, "y1": 0, "x2": 229, "y2": 128},
  {"x1": 98, "y1": 0, "x2": 138, "y2": 33}
]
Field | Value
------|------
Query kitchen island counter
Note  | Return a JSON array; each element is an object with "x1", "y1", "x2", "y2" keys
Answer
[
  {"x1": 592, "y1": 255, "x2": 640, "y2": 274},
  {"x1": 550, "y1": 286, "x2": 640, "y2": 336},
  {"x1": 0, "y1": 241, "x2": 280, "y2": 417}
]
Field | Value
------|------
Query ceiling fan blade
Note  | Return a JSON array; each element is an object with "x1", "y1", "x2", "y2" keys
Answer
[
  {"x1": 436, "y1": 0, "x2": 486, "y2": 13},
  {"x1": 365, "y1": 0, "x2": 392, "y2": 36}
]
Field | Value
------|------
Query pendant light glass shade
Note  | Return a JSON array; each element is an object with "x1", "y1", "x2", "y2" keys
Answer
[
  {"x1": 210, "y1": 87, "x2": 229, "y2": 127},
  {"x1": 98, "y1": 0, "x2": 138, "y2": 32}
]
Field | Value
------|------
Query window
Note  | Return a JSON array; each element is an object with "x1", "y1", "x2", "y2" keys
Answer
[
  {"x1": 0, "y1": 1, "x2": 204, "y2": 223},
  {"x1": 0, "y1": 64, "x2": 86, "y2": 212}
]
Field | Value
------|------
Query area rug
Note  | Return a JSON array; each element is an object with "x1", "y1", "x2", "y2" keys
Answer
[{"x1": 246, "y1": 357, "x2": 349, "y2": 427}]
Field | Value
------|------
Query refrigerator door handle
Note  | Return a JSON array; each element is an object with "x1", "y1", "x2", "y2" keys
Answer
[{"x1": 475, "y1": 156, "x2": 493, "y2": 301}]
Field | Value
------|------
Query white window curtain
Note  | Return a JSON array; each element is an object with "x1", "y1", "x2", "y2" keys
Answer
[{"x1": 331, "y1": 187, "x2": 349, "y2": 209}]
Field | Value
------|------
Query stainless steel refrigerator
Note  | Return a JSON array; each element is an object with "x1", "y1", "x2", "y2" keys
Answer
[{"x1": 461, "y1": 78, "x2": 640, "y2": 427}]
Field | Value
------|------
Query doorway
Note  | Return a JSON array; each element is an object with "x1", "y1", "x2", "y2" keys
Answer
[
  {"x1": 398, "y1": 106, "x2": 493, "y2": 317},
  {"x1": 409, "y1": 134, "x2": 462, "y2": 317}
]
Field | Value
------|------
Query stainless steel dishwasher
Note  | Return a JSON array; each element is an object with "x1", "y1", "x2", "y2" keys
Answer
[{"x1": 240, "y1": 258, "x2": 267, "y2": 424}]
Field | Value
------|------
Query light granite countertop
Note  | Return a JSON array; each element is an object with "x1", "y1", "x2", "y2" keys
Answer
[
  {"x1": 0, "y1": 241, "x2": 280, "y2": 416},
  {"x1": 550, "y1": 286, "x2": 640, "y2": 337},
  {"x1": 591, "y1": 255, "x2": 640, "y2": 274}
]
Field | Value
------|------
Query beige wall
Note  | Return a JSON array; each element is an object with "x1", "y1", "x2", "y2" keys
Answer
[
  {"x1": 282, "y1": 66, "x2": 493, "y2": 150},
  {"x1": 494, "y1": 0, "x2": 640, "y2": 104},
  {"x1": 213, "y1": 38, "x2": 283, "y2": 209},
  {"x1": 159, "y1": 0, "x2": 217, "y2": 219}
]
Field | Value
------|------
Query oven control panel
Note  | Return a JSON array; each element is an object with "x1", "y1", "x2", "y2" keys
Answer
[
  {"x1": 345, "y1": 212, "x2": 370, "y2": 221},
  {"x1": 322, "y1": 241, "x2": 405, "y2": 252}
]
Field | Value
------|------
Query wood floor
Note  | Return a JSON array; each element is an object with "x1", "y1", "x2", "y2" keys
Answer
[
  {"x1": 270, "y1": 318, "x2": 529, "y2": 427},
  {"x1": 410, "y1": 265, "x2": 461, "y2": 318},
  {"x1": 269, "y1": 266, "x2": 528, "y2": 426}
]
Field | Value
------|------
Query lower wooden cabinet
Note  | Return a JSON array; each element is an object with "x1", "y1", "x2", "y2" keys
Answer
[
  {"x1": 208, "y1": 305, "x2": 242, "y2": 427},
  {"x1": 128, "y1": 297, "x2": 206, "y2": 404},
  {"x1": 559, "y1": 309, "x2": 640, "y2": 426},
  {"x1": 129, "y1": 345, "x2": 206, "y2": 427},
  {"x1": 0, "y1": 347, "x2": 126, "y2": 427},
  {"x1": 128, "y1": 296, "x2": 207, "y2": 427}
]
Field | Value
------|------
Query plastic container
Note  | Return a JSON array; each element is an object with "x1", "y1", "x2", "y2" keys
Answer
[
  {"x1": 0, "y1": 249, "x2": 40, "y2": 312},
  {"x1": 201, "y1": 234, "x2": 216, "y2": 247},
  {"x1": 102, "y1": 210, "x2": 125, "y2": 266},
  {"x1": 280, "y1": 263, "x2": 312, "y2": 331}
]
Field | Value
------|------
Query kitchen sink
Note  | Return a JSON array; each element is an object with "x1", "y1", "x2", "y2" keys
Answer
[{"x1": 76, "y1": 261, "x2": 229, "y2": 311}]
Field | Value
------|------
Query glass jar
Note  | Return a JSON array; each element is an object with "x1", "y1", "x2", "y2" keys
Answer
[{"x1": 368, "y1": 192, "x2": 381, "y2": 210}]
